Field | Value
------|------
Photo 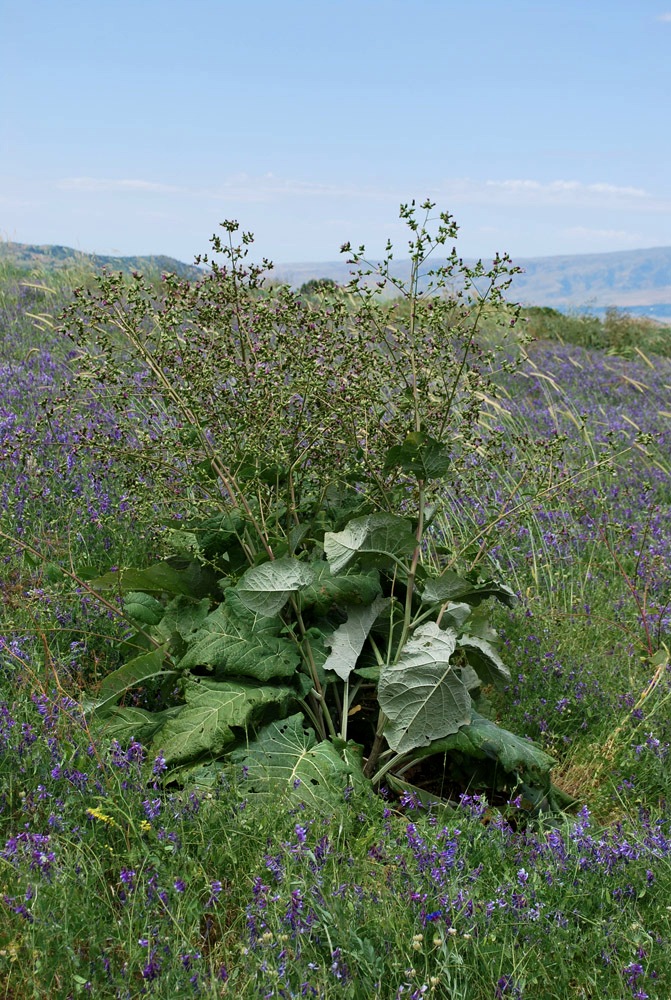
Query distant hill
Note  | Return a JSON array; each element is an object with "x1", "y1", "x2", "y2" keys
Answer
[
  {"x1": 508, "y1": 246, "x2": 671, "y2": 314},
  {"x1": 3, "y1": 241, "x2": 670, "y2": 319},
  {"x1": 272, "y1": 246, "x2": 671, "y2": 320},
  {"x1": 0, "y1": 241, "x2": 203, "y2": 281}
]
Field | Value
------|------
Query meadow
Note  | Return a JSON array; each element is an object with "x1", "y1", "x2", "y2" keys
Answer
[{"x1": 1, "y1": 205, "x2": 671, "y2": 999}]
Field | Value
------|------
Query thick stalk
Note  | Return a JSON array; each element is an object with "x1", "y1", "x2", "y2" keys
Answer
[
  {"x1": 289, "y1": 596, "x2": 337, "y2": 739},
  {"x1": 363, "y1": 710, "x2": 389, "y2": 779},
  {"x1": 361, "y1": 635, "x2": 387, "y2": 778},
  {"x1": 339, "y1": 678, "x2": 349, "y2": 741}
]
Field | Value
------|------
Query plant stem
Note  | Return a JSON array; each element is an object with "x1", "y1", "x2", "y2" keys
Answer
[
  {"x1": 363, "y1": 709, "x2": 388, "y2": 779},
  {"x1": 340, "y1": 678, "x2": 349, "y2": 741},
  {"x1": 289, "y1": 596, "x2": 337, "y2": 740},
  {"x1": 370, "y1": 749, "x2": 410, "y2": 786}
]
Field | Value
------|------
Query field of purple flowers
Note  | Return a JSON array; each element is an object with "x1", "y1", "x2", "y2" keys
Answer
[{"x1": 1, "y1": 262, "x2": 671, "y2": 998}]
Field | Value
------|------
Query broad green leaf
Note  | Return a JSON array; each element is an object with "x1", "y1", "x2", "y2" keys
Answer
[
  {"x1": 323, "y1": 597, "x2": 389, "y2": 681},
  {"x1": 298, "y1": 563, "x2": 381, "y2": 614},
  {"x1": 89, "y1": 561, "x2": 194, "y2": 595},
  {"x1": 232, "y1": 713, "x2": 363, "y2": 808},
  {"x1": 334, "y1": 738, "x2": 369, "y2": 796},
  {"x1": 368, "y1": 596, "x2": 407, "y2": 662},
  {"x1": 352, "y1": 664, "x2": 380, "y2": 681},
  {"x1": 168, "y1": 558, "x2": 222, "y2": 599},
  {"x1": 408, "y1": 711, "x2": 555, "y2": 785},
  {"x1": 456, "y1": 662, "x2": 482, "y2": 692},
  {"x1": 123, "y1": 592, "x2": 165, "y2": 627},
  {"x1": 459, "y1": 636, "x2": 511, "y2": 690},
  {"x1": 463, "y1": 606, "x2": 500, "y2": 643},
  {"x1": 324, "y1": 513, "x2": 416, "y2": 574},
  {"x1": 421, "y1": 571, "x2": 475, "y2": 604},
  {"x1": 439, "y1": 601, "x2": 472, "y2": 630},
  {"x1": 157, "y1": 595, "x2": 212, "y2": 641},
  {"x1": 422, "y1": 572, "x2": 516, "y2": 608},
  {"x1": 167, "y1": 529, "x2": 204, "y2": 559},
  {"x1": 235, "y1": 557, "x2": 315, "y2": 616},
  {"x1": 289, "y1": 522, "x2": 310, "y2": 552},
  {"x1": 378, "y1": 622, "x2": 471, "y2": 754},
  {"x1": 154, "y1": 677, "x2": 293, "y2": 765},
  {"x1": 469, "y1": 581, "x2": 516, "y2": 608},
  {"x1": 179, "y1": 591, "x2": 299, "y2": 681},
  {"x1": 83, "y1": 647, "x2": 172, "y2": 717},
  {"x1": 165, "y1": 511, "x2": 245, "y2": 560},
  {"x1": 293, "y1": 669, "x2": 316, "y2": 699},
  {"x1": 118, "y1": 630, "x2": 153, "y2": 660},
  {"x1": 168, "y1": 523, "x2": 249, "y2": 575},
  {"x1": 383, "y1": 432, "x2": 451, "y2": 480},
  {"x1": 94, "y1": 704, "x2": 182, "y2": 744}
]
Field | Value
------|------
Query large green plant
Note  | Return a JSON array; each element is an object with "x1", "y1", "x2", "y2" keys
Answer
[{"x1": 64, "y1": 201, "x2": 561, "y2": 811}]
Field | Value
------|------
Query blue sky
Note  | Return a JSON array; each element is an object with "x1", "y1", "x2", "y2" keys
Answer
[{"x1": 2, "y1": 0, "x2": 671, "y2": 264}]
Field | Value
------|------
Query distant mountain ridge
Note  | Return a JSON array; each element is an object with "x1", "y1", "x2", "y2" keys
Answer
[
  {"x1": 272, "y1": 246, "x2": 671, "y2": 318},
  {"x1": 508, "y1": 246, "x2": 671, "y2": 310},
  {"x1": 0, "y1": 241, "x2": 203, "y2": 281},
  {"x1": 3, "y1": 240, "x2": 671, "y2": 318}
]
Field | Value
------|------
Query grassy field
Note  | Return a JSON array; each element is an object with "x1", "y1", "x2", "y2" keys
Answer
[{"x1": 2, "y1": 244, "x2": 671, "y2": 999}]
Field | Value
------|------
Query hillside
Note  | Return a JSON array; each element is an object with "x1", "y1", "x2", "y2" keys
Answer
[
  {"x1": 0, "y1": 240, "x2": 203, "y2": 281},
  {"x1": 272, "y1": 246, "x2": 671, "y2": 319},
  {"x1": 3, "y1": 240, "x2": 671, "y2": 318},
  {"x1": 509, "y1": 246, "x2": 671, "y2": 311}
]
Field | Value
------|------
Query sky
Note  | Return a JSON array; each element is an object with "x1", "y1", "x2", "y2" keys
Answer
[{"x1": 2, "y1": 0, "x2": 671, "y2": 266}]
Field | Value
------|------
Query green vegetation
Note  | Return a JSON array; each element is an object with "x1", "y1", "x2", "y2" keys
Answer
[
  {"x1": 60, "y1": 204, "x2": 558, "y2": 812},
  {"x1": 299, "y1": 277, "x2": 341, "y2": 296},
  {"x1": 0, "y1": 239, "x2": 202, "y2": 282},
  {"x1": 2, "y1": 204, "x2": 671, "y2": 997},
  {"x1": 521, "y1": 304, "x2": 671, "y2": 358}
]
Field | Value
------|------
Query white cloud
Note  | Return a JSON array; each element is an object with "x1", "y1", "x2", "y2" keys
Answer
[
  {"x1": 484, "y1": 178, "x2": 649, "y2": 201},
  {"x1": 58, "y1": 177, "x2": 182, "y2": 194},
  {"x1": 422, "y1": 176, "x2": 662, "y2": 211},
  {"x1": 205, "y1": 173, "x2": 398, "y2": 204},
  {"x1": 55, "y1": 172, "x2": 671, "y2": 218},
  {"x1": 656, "y1": 11, "x2": 671, "y2": 20},
  {"x1": 563, "y1": 226, "x2": 642, "y2": 242},
  {"x1": 57, "y1": 173, "x2": 394, "y2": 203}
]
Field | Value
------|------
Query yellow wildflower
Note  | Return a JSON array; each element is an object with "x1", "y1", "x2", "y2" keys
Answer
[{"x1": 86, "y1": 806, "x2": 120, "y2": 829}]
